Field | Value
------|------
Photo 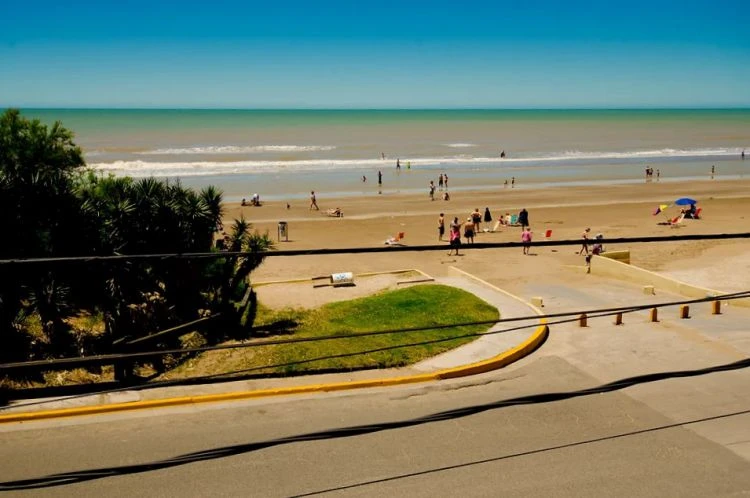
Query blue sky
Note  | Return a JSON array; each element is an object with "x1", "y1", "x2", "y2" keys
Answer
[{"x1": 1, "y1": 0, "x2": 748, "y2": 108}]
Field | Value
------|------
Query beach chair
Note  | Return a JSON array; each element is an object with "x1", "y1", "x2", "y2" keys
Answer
[
  {"x1": 384, "y1": 231, "x2": 406, "y2": 245},
  {"x1": 668, "y1": 214, "x2": 685, "y2": 228},
  {"x1": 509, "y1": 214, "x2": 519, "y2": 226}
]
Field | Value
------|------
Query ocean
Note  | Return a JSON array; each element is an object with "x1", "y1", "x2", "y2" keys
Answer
[{"x1": 20, "y1": 109, "x2": 750, "y2": 201}]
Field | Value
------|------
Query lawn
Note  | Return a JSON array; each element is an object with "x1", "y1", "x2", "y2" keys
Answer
[{"x1": 164, "y1": 283, "x2": 499, "y2": 379}]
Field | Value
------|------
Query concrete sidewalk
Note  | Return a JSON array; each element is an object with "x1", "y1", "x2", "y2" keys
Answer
[
  {"x1": 513, "y1": 273, "x2": 750, "y2": 461},
  {"x1": 0, "y1": 271, "x2": 544, "y2": 417}
]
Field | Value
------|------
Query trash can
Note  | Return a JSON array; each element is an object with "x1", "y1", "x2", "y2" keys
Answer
[
  {"x1": 330, "y1": 272, "x2": 354, "y2": 286},
  {"x1": 278, "y1": 221, "x2": 288, "y2": 242}
]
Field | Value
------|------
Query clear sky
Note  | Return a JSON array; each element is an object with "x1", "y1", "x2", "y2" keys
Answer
[{"x1": 1, "y1": 0, "x2": 748, "y2": 108}]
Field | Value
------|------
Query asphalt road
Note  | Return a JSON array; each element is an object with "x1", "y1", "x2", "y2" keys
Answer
[
  {"x1": 1, "y1": 353, "x2": 749, "y2": 498},
  {"x1": 2, "y1": 279, "x2": 749, "y2": 497}
]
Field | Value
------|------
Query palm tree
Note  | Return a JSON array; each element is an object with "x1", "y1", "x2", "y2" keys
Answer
[
  {"x1": 210, "y1": 217, "x2": 273, "y2": 337},
  {"x1": 0, "y1": 109, "x2": 85, "y2": 360}
]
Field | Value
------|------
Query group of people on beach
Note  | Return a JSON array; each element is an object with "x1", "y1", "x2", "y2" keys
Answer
[
  {"x1": 578, "y1": 227, "x2": 606, "y2": 266},
  {"x1": 241, "y1": 193, "x2": 261, "y2": 207},
  {"x1": 645, "y1": 167, "x2": 660, "y2": 181},
  {"x1": 442, "y1": 207, "x2": 531, "y2": 255},
  {"x1": 428, "y1": 173, "x2": 450, "y2": 201}
]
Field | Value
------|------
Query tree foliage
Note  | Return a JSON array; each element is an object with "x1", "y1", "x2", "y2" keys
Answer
[{"x1": 0, "y1": 109, "x2": 272, "y2": 366}]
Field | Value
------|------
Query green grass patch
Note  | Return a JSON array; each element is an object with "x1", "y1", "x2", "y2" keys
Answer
[{"x1": 168, "y1": 284, "x2": 499, "y2": 379}]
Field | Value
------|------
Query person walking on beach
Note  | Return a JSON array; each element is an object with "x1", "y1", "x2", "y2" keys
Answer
[
  {"x1": 381, "y1": 152, "x2": 386, "y2": 160},
  {"x1": 444, "y1": 174, "x2": 449, "y2": 189},
  {"x1": 578, "y1": 227, "x2": 591, "y2": 255},
  {"x1": 656, "y1": 169, "x2": 660, "y2": 181},
  {"x1": 362, "y1": 175, "x2": 367, "y2": 183},
  {"x1": 310, "y1": 191, "x2": 319, "y2": 210},
  {"x1": 429, "y1": 181, "x2": 436, "y2": 201},
  {"x1": 378, "y1": 170, "x2": 383, "y2": 186},
  {"x1": 521, "y1": 227, "x2": 532, "y2": 255},
  {"x1": 438, "y1": 213, "x2": 445, "y2": 241},
  {"x1": 407, "y1": 161, "x2": 411, "y2": 170},
  {"x1": 484, "y1": 207, "x2": 492, "y2": 228},
  {"x1": 438, "y1": 173, "x2": 444, "y2": 190},
  {"x1": 396, "y1": 159, "x2": 401, "y2": 171},
  {"x1": 711, "y1": 164, "x2": 715, "y2": 179},
  {"x1": 448, "y1": 217, "x2": 462, "y2": 256},
  {"x1": 511, "y1": 176, "x2": 515, "y2": 188},
  {"x1": 504, "y1": 179, "x2": 508, "y2": 188},
  {"x1": 518, "y1": 208, "x2": 529, "y2": 228}
]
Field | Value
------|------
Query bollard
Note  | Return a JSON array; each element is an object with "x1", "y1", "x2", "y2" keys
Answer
[
  {"x1": 579, "y1": 313, "x2": 587, "y2": 327},
  {"x1": 650, "y1": 307, "x2": 658, "y2": 322},
  {"x1": 614, "y1": 312, "x2": 623, "y2": 325},
  {"x1": 680, "y1": 305, "x2": 690, "y2": 319},
  {"x1": 712, "y1": 300, "x2": 721, "y2": 315}
]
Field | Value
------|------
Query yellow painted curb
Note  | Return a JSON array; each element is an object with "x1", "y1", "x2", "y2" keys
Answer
[{"x1": 0, "y1": 277, "x2": 545, "y2": 424}]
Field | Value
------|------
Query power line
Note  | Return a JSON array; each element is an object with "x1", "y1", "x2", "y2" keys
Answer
[
  {"x1": 1, "y1": 232, "x2": 748, "y2": 265},
  {"x1": 2, "y1": 290, "x2": 747, "y2": 373}
]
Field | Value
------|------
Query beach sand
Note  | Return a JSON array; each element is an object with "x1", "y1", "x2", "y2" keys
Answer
[{"x1": 223, "y1": 178, "x2": 750, "y2": 308}]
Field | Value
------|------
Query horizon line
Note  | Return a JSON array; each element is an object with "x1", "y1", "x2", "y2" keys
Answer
[{"x1": 7, "y1": 106, "x2": 750, "y2": 112}]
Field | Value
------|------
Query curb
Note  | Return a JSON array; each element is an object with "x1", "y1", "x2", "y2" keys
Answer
[{"x1": 0, "y1": 285, "x2": 547, "y2": 424}]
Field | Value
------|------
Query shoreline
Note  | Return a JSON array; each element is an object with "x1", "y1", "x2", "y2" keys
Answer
[{"x1": 176, "y1": 158, "x2": 750, "y2": 202}]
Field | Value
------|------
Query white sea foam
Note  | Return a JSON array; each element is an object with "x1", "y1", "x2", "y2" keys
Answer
[
  {"x1": 136, "y1": 145, "x2": 336, "y2": 155},
  {"x1": 90, "y1": 147, "x2": 745, "y2": 178},
  {"x1": 443, "y1": 143, "x2": 476, "y2": 148}
]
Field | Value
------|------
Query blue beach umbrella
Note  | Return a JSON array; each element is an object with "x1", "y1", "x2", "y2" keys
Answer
[{"x1": 675, "y1": 197, "x2": 697, "y2": 206}]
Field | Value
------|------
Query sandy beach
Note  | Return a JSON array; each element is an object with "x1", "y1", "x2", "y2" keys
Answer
[{"x1": 223, "y1": 177, "x2": 750, "y2": 306}]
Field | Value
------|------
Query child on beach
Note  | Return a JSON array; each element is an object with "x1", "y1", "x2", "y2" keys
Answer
[{"x1": 521, "y1": 227, "x2": 532, "y2": 255}]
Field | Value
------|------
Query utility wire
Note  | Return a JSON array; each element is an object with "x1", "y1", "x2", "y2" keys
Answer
[
  {"x1": 2, "y1": 290, "x2": 747, "y2": 372},
  {"x1": 3, "y1": 293, "x2": 748, "y2": 412},
  {"x1": 1, "y1": 232, "x2": 749, "y2": 265}
]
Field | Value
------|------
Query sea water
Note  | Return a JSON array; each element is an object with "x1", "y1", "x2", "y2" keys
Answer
[{"x1": 20, "y1": 109, "x2": 750, "y2": 201}]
